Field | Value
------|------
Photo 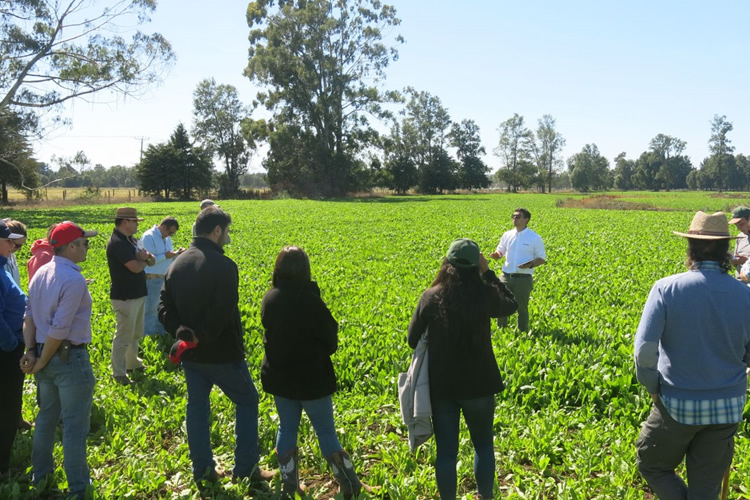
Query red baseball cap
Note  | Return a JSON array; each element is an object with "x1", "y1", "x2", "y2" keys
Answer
[
  {"x1": 169, "y1": 340, "x2": 198, "y2": 364},
  {"x1": 49, "y1": 222, "x2": 98, "y2": 248}
]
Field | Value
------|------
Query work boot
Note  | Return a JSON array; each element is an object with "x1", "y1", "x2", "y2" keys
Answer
[
  {"x1": 326, "y1": 449, "x2": 376, "y2": 499},
  {"x1": 277, "y1": 447, "x2": 304, "y2": 498}
]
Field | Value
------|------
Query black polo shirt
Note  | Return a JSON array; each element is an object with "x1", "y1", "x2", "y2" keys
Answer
[{"x1": 107, "y1": 228, "x2": 147, "y2": 300}]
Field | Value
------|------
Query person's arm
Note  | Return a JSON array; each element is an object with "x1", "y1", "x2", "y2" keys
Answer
[
  {"x1": 407, "y1": 294, "x2": 429, "y2": 349},
  {"x1": 481, "y1": 254, "x2": 518, "y2": 317},
  {"x1": 20, "y1": 315, "x2": 37, "y2": 372},
  {"x1": 0, "y1": 286, "x2": 19, "y2": 352},
  {"x1": 519, "y1": 236, "x2": 547, "y2": 269},
  {"x1": 309, "y1": 283, "x2": 338, "y2": 355},
  {"x1": 29, "y1": 337, "x2": 64, "y2": 374},
  {"x1": 158, "y1": 276, "x2": 181, "y2": 336},
  {"x1": 634, "y1": 284, "x2": 665, "y2": 400},
  {"x1": 489, "y1": 235, "x2": 506, "y2": 260},
  {"x1": 141, "y1": 232, "x2": 168, "y2": 265}
]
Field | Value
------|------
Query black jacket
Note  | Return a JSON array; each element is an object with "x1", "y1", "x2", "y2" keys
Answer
[
  {"x1": 260, "y1": 279, "x2": 338, "y2": 400},
  {"x1": 158, "y1": 237, "x2": 244, "y2": 364},
  {"x1": 407, "y1": 269, "x2": 517, "y2": 401}
]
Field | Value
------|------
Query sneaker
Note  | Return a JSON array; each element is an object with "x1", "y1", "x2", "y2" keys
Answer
[{"x1": 113, "y1": 375, "x2": 134, "y2": 386}]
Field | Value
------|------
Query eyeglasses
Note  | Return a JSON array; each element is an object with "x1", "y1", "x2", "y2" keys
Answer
[
  {"x1": 511, "y1": 214, "x2": 523, "y2": 219},
  {"x1": 12, "y1": 241, "x2": 24, "y2": 249}
]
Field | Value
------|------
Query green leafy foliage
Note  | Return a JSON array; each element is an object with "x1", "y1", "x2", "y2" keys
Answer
[{"x1": 3, "y1": 192, "x2": 749, "y2": 498}]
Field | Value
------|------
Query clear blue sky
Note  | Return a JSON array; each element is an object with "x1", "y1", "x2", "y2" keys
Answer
[{"x1": 33, "y1": 0, "x2": 750, "y2": 174}]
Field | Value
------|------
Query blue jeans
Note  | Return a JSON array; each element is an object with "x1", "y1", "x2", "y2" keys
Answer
[
  {"x1": 274, "y1": 395, "x2": 343, "y2": 458},
  {"x1": 182, "y1": 360, "x2": 260, "y2": 480},
  {"x1": 144, "y1": 277, "x2": 166, "y2": 336},
  {"x1": 431, "y1": 395, "x2": 496, "y2": 499},
  {"x1": 33, "y1": 348, "x2": 95, "y2": 497}
]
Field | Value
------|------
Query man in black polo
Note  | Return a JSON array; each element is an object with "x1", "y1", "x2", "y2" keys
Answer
[
  {"x1": 159, "y1": 207, "x2": 273, "y2": 487},
  {"x1": 106, "y1": 207, "x2": 154, "y2": 386}
]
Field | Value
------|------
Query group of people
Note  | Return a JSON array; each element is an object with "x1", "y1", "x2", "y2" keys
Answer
[{"x1": 2, "y1": 199, "x2": 746, "y2": 500}]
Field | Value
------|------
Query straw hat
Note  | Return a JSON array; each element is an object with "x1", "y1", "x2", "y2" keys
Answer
[{"x1": 672, "y1": 211, "x2": 738, "y2": 240}]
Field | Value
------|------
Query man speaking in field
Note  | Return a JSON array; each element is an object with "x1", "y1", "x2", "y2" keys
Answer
[
  {"x1": 489, "y1": 207, "x2": 546, "y2": 332},
  {"x1": 634, "y1": 211, "x2": 750, "y2": 498},
  {"x1": 158, "y1": 207, "x2": 273, "y2": 487}
]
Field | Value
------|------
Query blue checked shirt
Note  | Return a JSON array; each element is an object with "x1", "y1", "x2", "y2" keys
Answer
[{"x1": 660, "y1": 392, "x2": 746, "y2": 425}]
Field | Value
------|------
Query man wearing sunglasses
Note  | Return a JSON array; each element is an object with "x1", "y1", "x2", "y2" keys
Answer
[{"x1": 20, "y1": 221, "x2": 98, "y2": 499}]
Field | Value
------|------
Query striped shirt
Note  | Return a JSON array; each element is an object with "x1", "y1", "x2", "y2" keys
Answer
[{"x1": 660, "y1": 392, "x2": 746, "y2": 425}]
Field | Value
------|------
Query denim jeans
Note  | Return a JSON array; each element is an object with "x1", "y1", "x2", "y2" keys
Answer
[
  {"x1": 274, "y1": 395, "x2": 343, "y2": 458},
  {"x1": 182, "y1": 360, "x2": 260, "y2": 480},
  {"x1": 32, "y1": 348, "x2": 95, "y2": 497},
  {"x1": 144, "y1": 277, "x2": 166, "y2": 336},
  {"x1": 431, "y1": 395, "x2": 496, "y2": 499}
]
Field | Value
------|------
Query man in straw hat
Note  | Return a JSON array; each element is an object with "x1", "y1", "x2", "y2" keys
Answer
[
  {"x1": 106, "y1": 207, "x2": 155, "y2": 386},
  {"x1": 634, "y1": 211, "x2": 750, "y2": 498}
]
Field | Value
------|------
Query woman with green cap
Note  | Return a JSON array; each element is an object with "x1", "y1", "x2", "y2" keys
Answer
[{"x1": 408, "y1": 238, "x2": 517, "y2": 499}]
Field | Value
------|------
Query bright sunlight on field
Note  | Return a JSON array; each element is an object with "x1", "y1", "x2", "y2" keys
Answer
[{"x1": 2, "y1": 191, "x2": 750, "y2": 499}]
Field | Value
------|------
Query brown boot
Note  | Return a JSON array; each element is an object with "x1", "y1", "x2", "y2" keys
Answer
[{"x1": 326, "y1": 450, "x2": 377, "y2": 499}]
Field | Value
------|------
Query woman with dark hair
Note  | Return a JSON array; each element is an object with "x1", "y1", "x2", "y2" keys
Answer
[
  {"x1": 261, "y1": 246, "x2": 371, "y2": 499},
  {"x1": 408, "y1": 238, "x2": 517, "y2": 499}
]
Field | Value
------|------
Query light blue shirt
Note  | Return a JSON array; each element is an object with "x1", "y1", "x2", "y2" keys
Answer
[
  {"x1": 26, "y1": 255, "x2": 92, "y2": 345},
  {"x1": 635, "y1": 261, "x2": 750, "y2": 405},
  {"x1": 139, "y1": 225, "x2": 174, "y2": 276}
]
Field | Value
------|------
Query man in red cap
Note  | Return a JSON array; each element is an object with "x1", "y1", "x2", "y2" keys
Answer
[{"x1": 20, "y1": 221, "x2": 97, "y2": 499}]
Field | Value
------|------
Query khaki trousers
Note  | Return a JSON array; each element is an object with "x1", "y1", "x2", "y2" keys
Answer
[{"x1": 111, "y1": 297, "x2": 146, "y2": 376}]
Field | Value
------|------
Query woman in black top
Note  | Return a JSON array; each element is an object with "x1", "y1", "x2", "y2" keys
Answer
[
  {"x1": 261, "y1": 246, "x2": 370, "y2": 499},
  {"x1": 408, "y1": 238, "x2": 517, "y2": 499}
]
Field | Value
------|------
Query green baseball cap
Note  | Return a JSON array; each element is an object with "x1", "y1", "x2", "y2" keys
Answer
[
  {"x1": 446, "y1": 238, "x2": 480, "y2": 268},
  {"x1": 729, "y1": 206, "x2": 750, "y2": 224}
]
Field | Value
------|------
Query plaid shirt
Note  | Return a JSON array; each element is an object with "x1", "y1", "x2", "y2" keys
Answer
[{"x1": 660, "y1": 392, "x2": 746, "y2": 425}]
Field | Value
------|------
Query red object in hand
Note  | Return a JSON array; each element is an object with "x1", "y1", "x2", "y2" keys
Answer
[{"x1": 169, "y1": 340, "x2": 197, "y2": 364}]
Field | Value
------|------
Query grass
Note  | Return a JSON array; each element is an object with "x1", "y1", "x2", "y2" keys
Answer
[{"x1": 1, "y1": 191, "x2": 749, "y2": 499}]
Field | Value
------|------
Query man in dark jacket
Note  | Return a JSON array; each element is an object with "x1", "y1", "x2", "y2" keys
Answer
[{"x1": 158, "y1": 207, "x2": 273, "y2": 487}]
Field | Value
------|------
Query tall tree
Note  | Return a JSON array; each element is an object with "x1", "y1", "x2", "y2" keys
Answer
[
  {"x1": 568, "y1": 144, "x2": 611, "y2": 192},
  {"x1": 532, "y1": 115, "x2": 565, "y2": 193},
  {"x1": 245, "y1": 0, "x2": 403, "y2": 196},
  {"x1": 613, "y1": 153, "x2": 635, "y2": 190},
  {"x1": 494, "y1": 113, "x2": 534, "y2": 192},
  {"x1": 192, "y1": 79, "x2": 252, "y2": 198},
  {"x1": 397, "y1": 88, "x2": 452, "y2": 168},
  {"x1": 0, "y1": 0, "x2": 174, "y2": 128},
  {"x1": 708, "y1": 115, "x2": 734, "y2": 192},
  {"x1": 449, "y1": 119, "x2": 489, "y2": 190},
  {"x1": 137, "y1": 124, "x2": 212, "y2": 200},
  {"x1": 0, "y1": 109, "x2": 39, "y2": 202}
]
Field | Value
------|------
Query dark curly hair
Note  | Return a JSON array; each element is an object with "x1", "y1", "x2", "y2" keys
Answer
[{"x1": 686, "y1": 238, "x2": 731, "y2": 273}]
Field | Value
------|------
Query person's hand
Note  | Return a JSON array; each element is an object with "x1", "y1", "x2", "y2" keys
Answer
[
  {"x1": 650, "y1": 393, "x2": 659, "y2": 404},
  {"x1": 732, "y1": 255, "x2": 748, "y2": 266},
  {"x1": 20, "y1": 351, "x2": 36, "y2": 373},
  {"x1": 176, "y1": 325, "x2": 198, "y2": 344},
  {"x1": 479, "y1": 253, "x2": 489, "y2": 273},
  {"x1": 165, "y1": 251, "x2": 178, "y2": 259},
  {"x1": 488, "y1": 251, "x2": 501, "y2": 260}
]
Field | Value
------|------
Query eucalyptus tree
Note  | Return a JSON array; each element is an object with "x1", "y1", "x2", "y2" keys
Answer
[
  {"x1": 708, "y1": 115, "x2": 734, "y2": 191},
  {"x1": 192, "y1": 79, "x2": 252, "y2": 197},
  {"x1": 449, "y1": 119, "x2": 489, "y2": 190},
  {"x1": 532, "y1": 114, "x2": 565, "y2": 193},
  {"x1": 245, "y1": 0, "x2": 403, "y2": 196},
  {"x1": 494, "y1": 113, "x2": 534, "y2": 192},
  {"x1": 0, "y1": 0, "x2": 174, "y2": 127},
  {"x1": 568, "y1": 144, "x2": 611, "y2": 192}
]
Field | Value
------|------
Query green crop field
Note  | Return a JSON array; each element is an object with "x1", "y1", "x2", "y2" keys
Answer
[{"x1": 3, "y1": 192, "x2": 750, "y2": 499}]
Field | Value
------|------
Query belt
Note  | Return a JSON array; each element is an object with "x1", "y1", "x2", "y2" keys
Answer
[
  {"x1": 503, "y1": 272, "x2": 533, "y2": 278},
  {"x1": 36, "y1": 342, "x2": 88, "y2": 355},
  {"x1": 145, "y1": 274, "x2": 165, "y2": 279}
]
